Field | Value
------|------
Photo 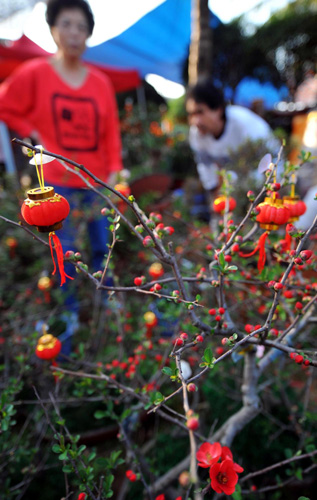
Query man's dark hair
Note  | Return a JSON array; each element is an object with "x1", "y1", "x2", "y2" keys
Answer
[
  {"x1": 186, "y1": 76, "x2": 226, "y2": 111},
  {"x1": 46, "y1": 0, "x2": 95, "y2": 35}
]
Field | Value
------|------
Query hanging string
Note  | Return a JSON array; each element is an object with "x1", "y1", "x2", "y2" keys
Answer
[
  {"x1": 33, "y1": 151, "x2": 45, "y2": 192},
  {"x1": 49, "y1": 232, "x2": 74, "y2": 286},
  {"x1": 40, "y1": 147, "x2": 45, "y2": 189}
]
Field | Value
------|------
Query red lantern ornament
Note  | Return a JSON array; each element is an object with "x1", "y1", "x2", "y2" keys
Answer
[
  {"x1": 38, "y1": 276, "x2": 54, "y2": 303},
  {"x1": 213, "y1": 195, "x2": 236, "y2": 214},
  {"x1": 35, "y1": 333, "x2": 61, "y2": 360},
  {"x1": 239, "y1": 197, "x2": 290, "y2": 272},
  {"x1": 256, "y1": 197, "x2": 290, "y2": 230},
  {"x1": 149, "y1": 262, "x2": 164, "y2": 279},
  {"x1": 144, "y1": 311, "x2": 158, "y2": 339},
  {"x1": 283, "y1": 195, "x2": 307, "y2": 222},
  {"x1": 21, "y1": 186, "x2": 73, "y2": 286}
]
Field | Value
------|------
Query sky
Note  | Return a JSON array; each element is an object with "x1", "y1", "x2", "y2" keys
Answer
[{"x1": 0, "y1": 0, "x2": 292, "y2": 98}]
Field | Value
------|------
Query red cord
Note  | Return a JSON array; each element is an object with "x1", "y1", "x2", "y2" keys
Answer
[{"x1": 49, "y1": 232, "x2": 74, "y2": 286}]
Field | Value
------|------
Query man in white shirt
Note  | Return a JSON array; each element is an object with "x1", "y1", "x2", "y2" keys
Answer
[{"x1": 186, "y1": 77, "x2": 279, "y2": 199}]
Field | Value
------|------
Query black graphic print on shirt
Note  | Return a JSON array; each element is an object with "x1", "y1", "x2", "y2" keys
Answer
[{"x1": 52, "y1": 94, "x2": 99, "y2": 151}]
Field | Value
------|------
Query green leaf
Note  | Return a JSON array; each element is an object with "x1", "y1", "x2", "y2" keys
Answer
[
  {"x1": 285, "y1": 448, "x2": 293, "y2": 459},
  {"x1": 203, "y1": 347, "x2": 212, "y2": 364},
  {"x1": 218, "y1": 252, "x2": 225, "y2": 268},
  {"x1": 78, "y1": 444, "x2": 86, "y2": 455},
  {"x1": 62, "y1": 465, "x2": 73, "y2": 473},
  {"x1": 58, "y1": 451, "x2": 68, "y2": 461},
  {"x1": 94, "y1": 410, "x2": 107, "y2": 419},
  {"x1": 162, "y1": 366, "x2": 173, "y2": 376},
  {"x1": 154, "y1": 392, "x2": 165, "y2": 405},
  {"x1": 52, "y1": 444, "x2": 62, "y2": 454}
]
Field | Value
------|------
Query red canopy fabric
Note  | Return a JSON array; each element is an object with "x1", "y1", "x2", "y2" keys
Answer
[{"x1": 0, "y1": 35, "x2": 140, "y2": 92}]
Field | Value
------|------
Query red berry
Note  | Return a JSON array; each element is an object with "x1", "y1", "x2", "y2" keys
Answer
[
  {"x1": 300, "y1": 250, "x2": 313, "y2": 261},
  {"x1": 154, "y1": 283, "x2": 162, "y2": 292},
  {"x1": 186, "y1": 417, "x2": 199, "y2": 430},
  {"x1": 215, "y1": 315, "x2": 221, "y2": 322},
  {"x1": 143, "y1": 235, "x2": 154, "y2": 247},
  {"x1": 269, "y1": 328, "x2": 279, "y2": 336},
  {"x1": 295, "y1": 302, "x2": 303, "y2": 310},
  {"x1": 134, "y1": 276, "x2": 144, "y2": 286},
  {"x1": 245, "y1": 324, "x2": 254, "y2": 333},
  {"x1": 274, "y1": 282, "x2": 284, "y2": 291},
  {"x1": 221, "y1": 338, "x2": 228, "y2": 345},
  {"x1": 294, "y1": 257, "x2": 303, "y2": 265},
  {"x1": 187, "y1": 383, "x2": 196, "y2": 392},
  {"x1": 289, "y1": 352, "x2": 296, "y2": 359},
  {"x1": 180, "y1": 332, "x2": 188, "y2": 340},
  {"x1": 209, "y1": 308, "x2": 216, "y2": 315},
  {"x1": 303, "y1": 359, "x2": 310, "y2": 366},
  {"x1": 216, "y1": 346, "x2": 224, "y2": 355},
  {"x1": 218, "y1": 307, "x2": 225, "y2": 314},
  {"x1": 175, "y1": 338, "x2": 184, "y2": 346},
  {"x1": 196, "y1": 335, "x2": 204, "y2": 343},
  {"x1": 295, "y1": 355, "x2": 304, "y2": 364},
  {"x1": 126, "y1": 470, "x2": 137, "y2": 482},
  {"x1": 164, "y1": 226, "x2": 175, "y2": 235},
  {"x1": 231, "y1": 243, "x2": 240, "y2": 253},
  {"x1": 224, "y1": 255, "x2": 232, "y2": 262}
]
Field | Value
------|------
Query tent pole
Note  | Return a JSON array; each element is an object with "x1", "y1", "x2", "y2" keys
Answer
[{"x1": 136, "y1": 84, "x2": 147, "y2": 119}]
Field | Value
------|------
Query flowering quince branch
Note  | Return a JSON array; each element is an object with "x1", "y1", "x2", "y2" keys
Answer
[
  {"x1": 4, "y1": 138, "x2": 316, "y2": 499},
  {"x1": 119, "y1": 423, "x2": 154, "y2": 500},
  {"x1": 175, "y1": 353, "x2": 201, "y2": 498},
  {"x1": 240, "y1": 447, "x2": 317, "y2": 483},
  {"x1": 33, "y1": 387, "x2": 99, "y2": 500}
]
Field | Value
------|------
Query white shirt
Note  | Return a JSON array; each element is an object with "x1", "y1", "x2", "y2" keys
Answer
[{"x1": 189, "y1": 105, "x2": 279, "y2": 189}]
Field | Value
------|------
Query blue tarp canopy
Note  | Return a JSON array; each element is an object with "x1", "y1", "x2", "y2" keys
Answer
[
  {"x1": 234, "y1": 77, "x2": 289, "y2": 109},
  {"x1": 84, "y1": 0, "x2": 221, "y2": 84}
]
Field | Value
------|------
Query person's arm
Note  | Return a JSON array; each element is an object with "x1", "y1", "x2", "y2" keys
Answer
[{"x1": 0, "y1": 62, "x2": 38, "y2": 138}]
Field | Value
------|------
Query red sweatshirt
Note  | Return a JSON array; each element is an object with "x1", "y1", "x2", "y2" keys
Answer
[{"x1": 0, "y1": 58, "x2": 123, "y2": 187}]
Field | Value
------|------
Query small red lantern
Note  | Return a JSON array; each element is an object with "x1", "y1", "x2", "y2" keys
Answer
[
  {"x1": 38, "y1": 276, "x2": 54, "y2": 303},
  {"x1": 21, "y1": 187, "x2": 73, "y2": 286},
  {"x1": 283, "y1": 195, "x2": 307, "y2": 222},
  {"x1": 240, "y1": 197, "x2": 290, "y2": 272},
  {"x1": 21, "y1": 187, "x2": 69, "y2": 231},
  {"x1": 35, "y1": 333, "x2": 61, "y2": 360},
  {"x1": 149, "y1": 262, "x2": 164, "y2": 279},
  {"x1": 213, "y1": 195, "x2": 236, "y2": 214},
  {"x1": 144, "y1": 311, "x2": 158, "y2": 338},
  {"x1": 256, "y1": 197, "x2": 290, "y2": 230},
  {"x1": 5, "y1": 237, "x2": 18, "y2": 258}
]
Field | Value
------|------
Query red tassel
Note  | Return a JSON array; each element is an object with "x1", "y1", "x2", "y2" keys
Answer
[
  {"x1": 283, "y1": 224, "x2": 294, "y2": 252},
  {"x1": 49, "y1": 232, "x2": 74, "y2": 286},
  {"x1": 239, "y1": 232, "x2": 269, "y2": 273}
]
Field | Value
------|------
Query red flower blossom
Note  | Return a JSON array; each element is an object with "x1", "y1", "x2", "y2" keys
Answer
[
  {"x1": 221, "y1": 446, "x2": 244, "y2": 473},
  {"x1": 196, "y1": 442, "x2": 222, "y2": 468},
  {"x1": 209, "y1": 459, "x2": 239, "y2": 495}
]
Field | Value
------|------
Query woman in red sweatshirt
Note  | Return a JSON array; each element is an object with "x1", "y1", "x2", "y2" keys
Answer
[{"x1": 0, "y1": 0, "x2": 123, "y2": 332}]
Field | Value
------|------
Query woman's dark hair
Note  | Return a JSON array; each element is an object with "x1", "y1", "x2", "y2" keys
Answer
[
  {"x1": 186, "y1": 76, "x2": 226, "y2": 112},
  {"x1": 46, "y1": 0, "x2": 95, "y2": 35}
]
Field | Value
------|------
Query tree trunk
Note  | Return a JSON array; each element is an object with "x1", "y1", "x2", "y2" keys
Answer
[{"x1": 188, "y1": 0, "x2": 213, "y2": 85}]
